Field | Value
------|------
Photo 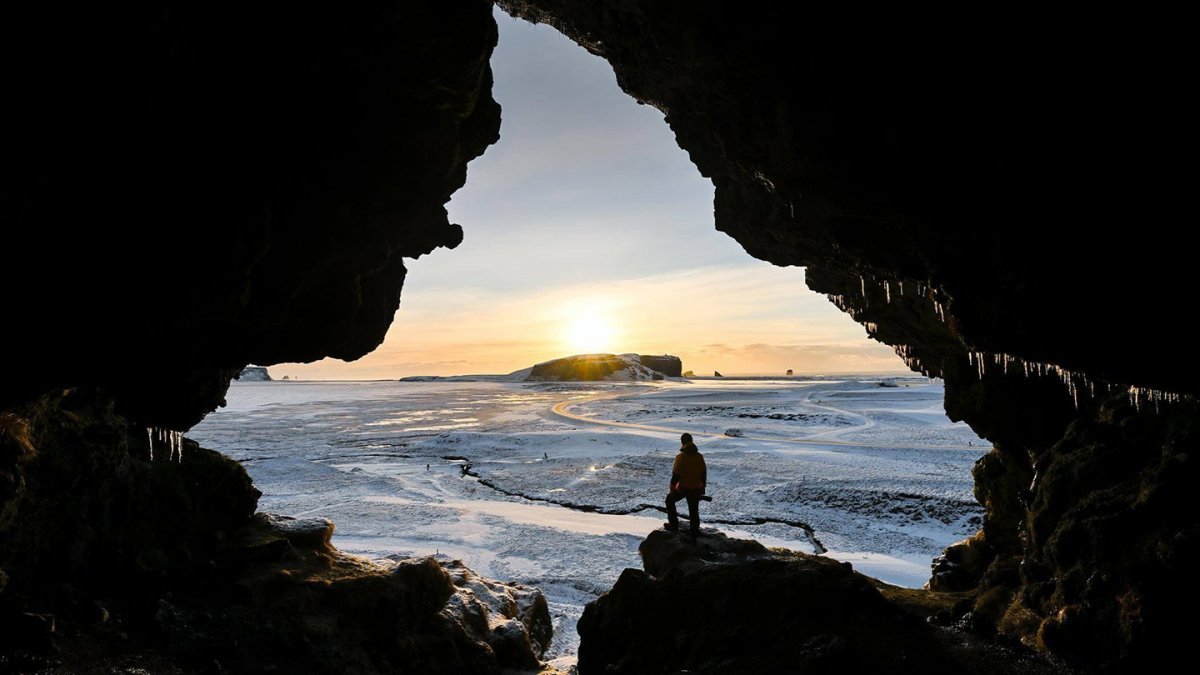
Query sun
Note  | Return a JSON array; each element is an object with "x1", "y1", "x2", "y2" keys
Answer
[{"x1": 566, "y1": 315, "x2": 614, "y2": 354}]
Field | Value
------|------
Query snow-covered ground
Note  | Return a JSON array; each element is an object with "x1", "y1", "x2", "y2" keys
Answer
[{"x1": 191, "y1": 377, "x2": 986, "y2": 664}]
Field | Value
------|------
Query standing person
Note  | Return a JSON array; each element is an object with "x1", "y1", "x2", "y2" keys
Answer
[{"x1": 665, "y1": 433, "x2": 706, "y2": 540}]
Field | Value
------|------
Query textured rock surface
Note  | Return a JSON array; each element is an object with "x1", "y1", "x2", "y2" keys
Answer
[
  {"x1": 635, "y1": 355, "x2": 682, "y2": 378},
  {"x1": 0, "y1": 388, "x2": 260, "y2": 612},
  {"x1": 2, "y1": 2, "x2": 501, "y2": 429},
  {"x1": 498, "y1": 0, "x2": 1191, "y2": 395},
  {"x1": 0, "y1": 391, "x2": 552, "y2": 674},
  {"x1": 577, "y1": 529, "x2": 1058, "y2": 674},
  {"x1": 1, "y1": 1, "x2": 1195, "y2": 671}
]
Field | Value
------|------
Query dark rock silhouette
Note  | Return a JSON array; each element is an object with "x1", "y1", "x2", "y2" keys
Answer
[
  {"x1": 0, "y1": 389, "x2": 551, "y2": 673},
  {"x1": 636, "y1": 355, "x2": 682, "y2": 378},
  {"x1": 0, "y1": 0, "x2": 1195, "y2": 670},
  {"x1": 578, "y1": 529, "x2": 1058, "y2": 674},
  {"x1": 2, "y1": 2, "x2": 501, "y2": 430},
  {"x1": 499, "y1": 0, "x2": 1190, "y2": 396}
]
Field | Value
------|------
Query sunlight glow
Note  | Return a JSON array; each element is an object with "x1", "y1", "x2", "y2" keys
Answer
[{"x1": 566, "y1": 314, "x2": 614, "y2": 354}]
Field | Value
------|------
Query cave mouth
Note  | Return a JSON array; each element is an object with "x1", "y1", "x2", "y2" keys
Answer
[
  {"x1": 6, "y1": 2, "x2": 1190, "y2": 671},
  {"x1": 187, "y1": 9, "x2": 989, "y2": 664},
  {"x1": 277, "y1": 7, "x2": 907, "y2": 383}
]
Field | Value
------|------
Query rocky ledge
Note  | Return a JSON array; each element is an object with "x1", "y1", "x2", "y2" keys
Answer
[
  {"x1": 0, "y1": 389, "x2": 554, "y2": 674},
  {"x1": 577, "y1": 529, "x2": 1062, "y2": 674}
]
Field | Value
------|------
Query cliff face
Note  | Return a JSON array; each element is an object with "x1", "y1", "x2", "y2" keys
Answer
[
  {"x1": 636, "y1": 355, "x2": 682, "y2": 378},
  {"x1": 493, "y1": 2, "x2": 1194, "y2": 669}
]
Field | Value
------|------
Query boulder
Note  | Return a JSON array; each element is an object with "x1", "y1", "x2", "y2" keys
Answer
[{"x1": 577, "y1": 529, "x2": 1057, "y2": 674}]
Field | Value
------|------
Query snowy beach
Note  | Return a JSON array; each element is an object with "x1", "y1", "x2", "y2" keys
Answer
[{"x1": 192, "y1": 377, "x2": 985, "y2": 663}]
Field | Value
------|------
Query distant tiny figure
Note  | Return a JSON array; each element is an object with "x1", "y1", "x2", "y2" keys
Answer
[
  {"x1": 460, "y1": 464, "x2": 469, "y2": 476},
  {"x1": 544, "y1": 452, "x2": 548, "y2": 460},
  {"x1": 426, "y1": 463, "x2": 430, "y2": 470},
  {"x1": 968, "y1": 441, "x2": 972, "y2": 447},
  {"x1": 665, "y1": 432, "x2": 706, "y2": 540}
]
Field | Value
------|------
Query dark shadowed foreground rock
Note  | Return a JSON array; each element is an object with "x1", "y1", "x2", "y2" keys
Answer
[
  {"x1": 577, "y1": 529, "x2": 1060, "y2": 674},
  {"x1": 0, "y1": 390, "x2": 553, "y2": 674}
]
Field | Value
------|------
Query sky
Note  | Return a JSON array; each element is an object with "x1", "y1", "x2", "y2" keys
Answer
[{"x1": 279, "y1": 9, "x2": 907, "y2": 380}]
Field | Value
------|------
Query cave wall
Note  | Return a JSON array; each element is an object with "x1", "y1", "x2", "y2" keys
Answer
[
  {"x1": 2, "y1": 0, "x2": 1196, "y2": 671},
  {"x1": 498, "y1": 0, "x2": 1193, "y2": 397},
  {"x1": 497, "y1": 1, "x2": 1195, "y2": 669},
  {"x1": 1, "y1": 2, "x2": 507, "y2": 668},
  {"x1": 1, "y1": 2, "x2": 501, "y2": 429}
]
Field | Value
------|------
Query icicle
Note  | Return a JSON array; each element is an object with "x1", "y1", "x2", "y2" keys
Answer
[
  {"x1": 859, "y1": 275, "x2": 866, "y2": 297},
  {"x1": 898, "y1": 281, "x2": 905, "y2": 296},
  {"x1": 147, "y1": 427, "x2": 154, "y2": 461},
  {"x1": 789, "y1": 200, "x2": 794, "y2": 218},
  {"x1": 884, "y1": 280, "x2": 891, "y2": 303}
]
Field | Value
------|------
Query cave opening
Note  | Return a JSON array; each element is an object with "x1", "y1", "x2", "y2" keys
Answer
[
  {"x1": 189, "y1": 8, "x2": 989, "y2": 666},
  {"x1": 5, "y1": 2, "x2": 1193, "y2": 672},
  {"x1": 279, "y1": 8, "x2": 906, "y2": 382}
]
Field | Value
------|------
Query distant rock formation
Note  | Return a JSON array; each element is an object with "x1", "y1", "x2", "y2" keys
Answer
[
  {"x1": 237, "y1": 365, "x2": 272, "y2": 381},
  {"x1": 682, "y1": 370, "x2": 695, "y2": 378},
  {"x1": 635, "y1": 355, "x2": 682, "y2": 377},
  {"x1": 526, "y1": 354, "x2": 681, "y2": 382},
  {"x1": 713, "y1": 370, "x2": 723, "y2": 377},
  {"x1": 577, "y1": 529, "x2": 1058, "y2": 673},
  {"x1": 786, "y1": 369, "x2": 794, "y2": 376}
]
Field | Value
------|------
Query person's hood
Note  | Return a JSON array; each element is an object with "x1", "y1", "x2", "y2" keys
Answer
[{"x1": 681, "y1": 442, "x2": 699, "y2": 454}]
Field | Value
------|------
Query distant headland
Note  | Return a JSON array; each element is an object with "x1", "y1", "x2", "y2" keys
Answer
[
  {"x1": 236, "y1": 365, "x2": 272, "y2": 381},
  {"x1": 400, "y1": 353, "x2": 682, "y2": 382}
]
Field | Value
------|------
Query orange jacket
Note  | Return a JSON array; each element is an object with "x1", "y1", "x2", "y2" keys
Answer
[{"x1": 671, "y1": 443, "x2": 706, "y2": 491}]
